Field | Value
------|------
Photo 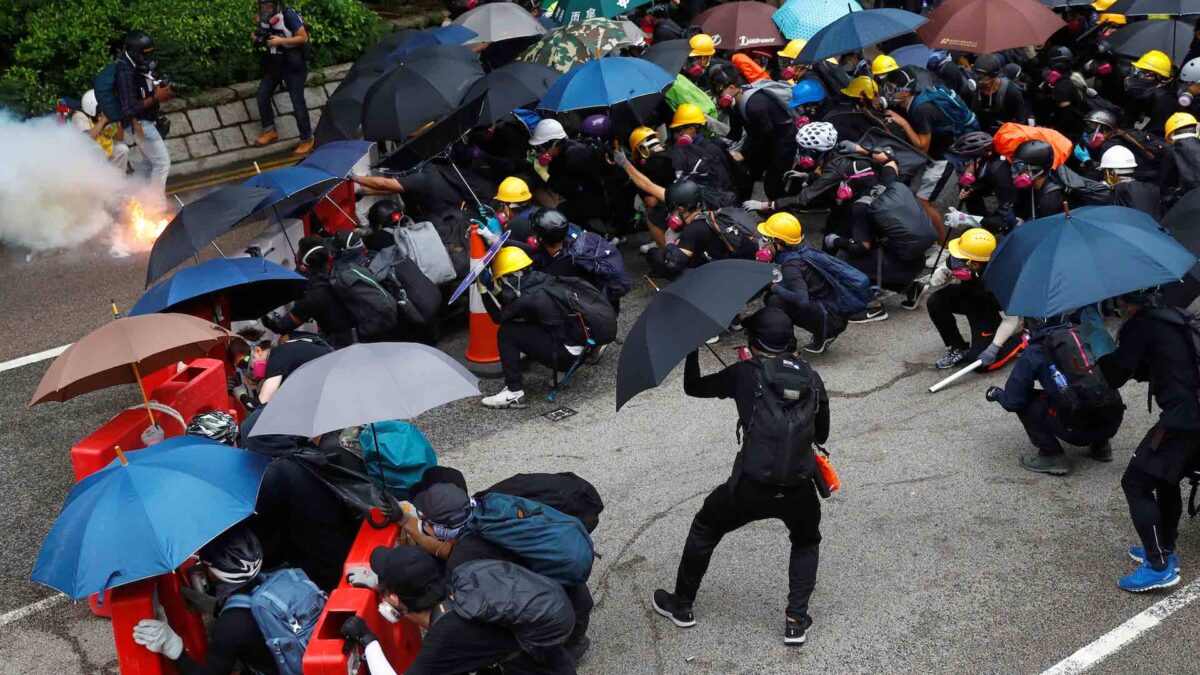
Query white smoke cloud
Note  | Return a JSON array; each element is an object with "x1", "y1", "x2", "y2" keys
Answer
[{"x1": 0, "y1": 112, "x2": 165, "y2": 252}]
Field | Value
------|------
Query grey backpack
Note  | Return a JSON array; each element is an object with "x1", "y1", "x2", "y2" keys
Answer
[{"x1": 393, "y1": 217, "x2": 456, "y2": 285}]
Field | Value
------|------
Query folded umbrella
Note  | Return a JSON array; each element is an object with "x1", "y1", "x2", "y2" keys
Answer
[
  {"x1": 693, "y1": 1, "x2": 786, "y2": 51},
  {"x1": 362, "y1": 45, "x2": 485, "y2": 142},
  {"x1": 516, "y1": 17, "x2": 626, "y2": 72},
  {"x1": 551, "y1": 0, "x2": 653, "y2": 24},
  {"x1": 983, "y1": 205, "x2": 1196, "y2": 317},
  {"x1": 797, "y1": 8, "x2": 928, "y2": 63},
  {"x1": 32, "y1": 437, "x2": 269, "y2": 600},
  {"x1": 773, "y1": 0, "x2": 863, "y2": 41},
  {"x1": 1160, "y1": 187, "x2": 1200, "y2": 306},
  {"x1": 616, "y1": 260, "x2": 774, "y2": 410},
  {"x1": 538, "y1": 56, "x2": 674, "y2": 111},
  {"x1": 1107, "y1": 18, "x2": 1196, "y2": 66},
  {"x1": 247, "y1": 342, "x2": 481, "y2": 438},
  {"x1": 298, "y1": 140, "x2": 375, "y2": 177},
  {"x1": 146, "y1": 185, "x2": 275, "y2": 286},
  {"x1": 456, "y1": 1, "x2": 551, "y2": 42},
  {"x1": 465, "y1": 62, "x2": 561, "y2": 127},
  {"x1": 130, "y1": 257, "x2": 307, "y2": 321},
  {"x1": 917, "y1": 0, "x2": 1066, "y2": 54}
]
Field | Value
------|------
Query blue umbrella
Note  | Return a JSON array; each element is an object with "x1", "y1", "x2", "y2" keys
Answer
[
  {"x1": 891, "y1": 43, "x2": 935, "y2": 69},
  {"x1": 773, "y1": 0, "x2": 863, "y2": 41},
  {"x1": 243, "y1": 166, "x2": 343, "y2": 219},
  {"x1": 984, "y1": 206, "x2": 1197, "y2": 318},
  {"x1": 130, "y1": 257, "x2": 307, "y2": 321},
  {"x1": 796, "y1": 8, "x2": 928, "y2": 64},
  {"x1": 32, "y1": 437, "x2": 269, "y2": 600},
  {"x1": 537, "y1": 56, "x2": 673, "y2": 112},
  {"x1": 385, "y1": 24, "x2": 478, "y2": 64},
  {"x1": 299, "y1": 140, "x2": 375, "y2": 177}
]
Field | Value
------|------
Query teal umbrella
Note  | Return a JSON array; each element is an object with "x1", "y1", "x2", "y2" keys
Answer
[
  {"x1": 551, "y1": 0, "x2": 653, "y2": 24},
  {"x1": 773, "y1": 0, "x2": 863, "y2": 40}
]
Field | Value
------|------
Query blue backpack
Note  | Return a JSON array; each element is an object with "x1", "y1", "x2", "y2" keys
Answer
[
  {"x1": 359, "y1": 421, "x2": 437, "y2": 499},
  {"x1": 778, "y1": 248, "x2": 873, "y2": 317},
  {"x1": 565, "y1": 224, "x2": 631, "y2": 303},
  {"x1": 467, "y1": 493, "x2": 595, "y2": 586},
  {"x1": 93, "y1": 63, "x2": 122, "y2": 123},
  {"x1": 912, "y1": 85, "x2": 979, "y2": 138},
  {"x1": 223, "y1": 569, "x2": 327, "y2": 675}
]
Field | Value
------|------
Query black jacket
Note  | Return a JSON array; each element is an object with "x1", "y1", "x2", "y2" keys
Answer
[{"x1": 482, "y1": 270, "x2": 586, "y2": 344}]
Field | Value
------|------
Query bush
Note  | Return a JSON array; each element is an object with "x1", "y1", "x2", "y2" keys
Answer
[{"x1": 0, "y1": 0, "x2": 385, "y2": 116}]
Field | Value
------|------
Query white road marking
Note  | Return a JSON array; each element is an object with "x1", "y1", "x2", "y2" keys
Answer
[
  {"x1": 0, "y1": 594, "x2": 68, "y2": 628},
  {"x1": 0, "y1": 345, "x2": 70, "y2": 374},
  {"x1": 1041, "y1": 577, "x2": 1200, "y2": 674}
]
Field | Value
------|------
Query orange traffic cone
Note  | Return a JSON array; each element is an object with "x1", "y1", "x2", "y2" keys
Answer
[{"x1": 463, "y1": 224, "x2": 503, "y2": 377}]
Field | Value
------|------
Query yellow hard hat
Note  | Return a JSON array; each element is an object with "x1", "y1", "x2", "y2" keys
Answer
[
  {"x1": 948, "y1": 228, "x2": 997, "y2": 263},
  {"x1": 840, "y1": 75, "x2": 879, "y2": 99},
  {"x1": 778, "y1": 39, "x2": 806, "y2": 60},
  {"x1": 1166, "y1": 112, "x2": 1199, "y2": 138},
  {"x1": 871, "y1": 54, "x2": 899, "y2": 77},
  {"x1": 630, "y1": 126, "x2": 659, "y2": 150},
  {"x1": 670, "y1": 103, "x2": 707, "y2": 129},
  {"x1": 757, "y1": 212, "x2": 803, "y2": 245},
  {"x1": 495, "y1": 176, "x2": 531, "y2": 203},
  {"x1": 1097, "y1": 13, "x2": 1126, "y2": 25},
  {"x1": 1091, "y1": 0, "x2": 1117, "y2": 10},
  {"x1": 689, "y1": 34, "x2": 716, "y2": 57},
  {"x1": 491, "y1": 246, "x2": 533, "y2": 279},
  {"x1": 1133, "y1": 49, "x2": 1172, "y2": 78}
]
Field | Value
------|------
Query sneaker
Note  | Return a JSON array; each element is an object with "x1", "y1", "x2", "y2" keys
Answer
[
  {"x1": 729, "y1": 315, "x2": 744, "y2": 332},
  {"x1": 900, "y1": 282, "x2": 929, "y2": 310},
  {"x1": 804, "y1": 333, "x2": 838, "y2": 354},
  {"x1": 293, "y1": 138, "x2": 315, "y2": 155},
  {"x1": 651, "y1": 589, "x2": 696, "y2": 628},
  {"x1": 784, "y1": 618, "x2": 807, "y2": 645},
  {"x1": 1118, "y1": 561, "x2": 1181, "y2": 593},
  {"x1": 1019, "y1": 454, "x2": 1071, "y2": 476},
  {"x1": 481, "y1": 388, "x2": 527, "y2": 409},
  {"x1": 706, "y1": 334, "x2": 720, "y2": 345},
  {"x1": 848, "y1": 305, "x2": 888, "y2": 324},
  {"x1": 1089, "y1": 441, "x2": 1114, "y2": 462},
  {"x1": 639, "y1": 241, "x2": 658, "y2": 254},
  {"x1": 1129, "y1": 546, "x2": 1180, "y2": 572},
  {"x1": 584, "y1": 343, "x2": 608, "y2": 365},
  {"x1": 253, "y1": 129, "x2": 278, "y2": 146},
  {"x1": 935, "y1": 347, "x2": 967, "y2": 370},
  {"x1": 609, "y1": 235, "x2": 626, "y2": 246}
]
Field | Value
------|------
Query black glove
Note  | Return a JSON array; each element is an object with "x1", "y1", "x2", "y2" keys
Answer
[
  {"x1": 377, "y1": 488, "x2": 405, "y2": 525},
  {"x1": 340, "y1": 615, "x2": 378, "y2": 647},
  {"x1": 239, "y1": 393, "x2": 260, "y2": 412},
  {"x1": 985, "y1": 386, "x2": 1003, "y2": 403}
]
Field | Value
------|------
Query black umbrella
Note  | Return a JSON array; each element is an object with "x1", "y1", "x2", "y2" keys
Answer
[
  {"x1": 465, "y1": 61, "x2": 561, "y2": 127},
  {"x1": 378, "y1": 92, "x2": 488, "y2": 169},
  {"x1": 362, "y1": 45, "x2": 485, "y2": 142},
  {"x1": 640, "y1": 39, "x2": 691, "y2": 75},
  {"x1": 1161, "y1": 188, "x2": 1200, "y2": 307},
  {"x1": 1110, "y1": 0, "x2": 1200, "y2": 15},
  {"x1": 146, "y1": 185, "x2": 275, "y2": 286},
  {"x1": 615, "y1": 260, "x2": 774, "y2": 411},
  {"x1": 1107, "y1": 18, "x2": 1196, "y2": 66},
  {"x1": 315, "y1": 73, "x2": 380, "y2": 146}
]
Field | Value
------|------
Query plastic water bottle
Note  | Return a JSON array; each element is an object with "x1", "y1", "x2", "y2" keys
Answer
[{"x1": 1049, "y1": 365, "x2": 1069, "y2": 392}]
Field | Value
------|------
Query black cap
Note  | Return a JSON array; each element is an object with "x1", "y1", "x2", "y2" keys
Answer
[
  {"x1": 369, "y1": 546, "x2": 443, "y2": 609},
  {"x1": 746, "y1": 307, "x2": 795, "y2": 354},
  {"x1": 411, "y1": 466, "x2": 469, "y2": 499},
  {"x1": 411, "y1": 483, "x2": 472, "y2": 530}
]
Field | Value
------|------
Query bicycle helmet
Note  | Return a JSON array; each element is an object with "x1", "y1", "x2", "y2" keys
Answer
[
  {"x1": 198, "y1": 526, "x2": 263, "y2": 587},
  {"x1": 795, "y1": 121, "x2": 837, "y2": 152},
  {"x1": 531, "y1": 208, "x2": 570, "y2": 245},
  {"x1": 185, "y1": 411, "x2": 239, "y2": 446},
  {"x1": 949, "y1": 131, "x2": 994, "y2": 158},
  {"x1": 1045, "y1": 46, "x2": 1073, "y2": 71}
]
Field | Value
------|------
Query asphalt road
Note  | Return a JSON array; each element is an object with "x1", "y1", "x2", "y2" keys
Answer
[{"x1": 1, "y1": 215, "x2": 1198, "y2": 674}]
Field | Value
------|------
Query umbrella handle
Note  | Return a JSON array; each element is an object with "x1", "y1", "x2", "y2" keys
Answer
[{"x1": 129, "y1": 361, "x2": 159, "y2": 432}]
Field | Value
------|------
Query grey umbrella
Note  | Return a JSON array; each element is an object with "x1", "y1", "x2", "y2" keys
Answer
[
  {"x1": 454, "y1": 2, "x2": 549, "y2": 43},
  {"x1": 246, "y1": 342, "x2": 480, "y2": 438}
]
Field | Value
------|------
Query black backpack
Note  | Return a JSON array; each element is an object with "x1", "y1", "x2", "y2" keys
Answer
[
  {"x1": 857, "y1": 183, "x2": 936, "y2": 261},
  {"x1": 1043, "y1": 326, "x2": 1124, "y2": 428},
  {"x1": 479, "y1": 472, "x2": 604, "y2": 533},
  {"x1": 329, "y1": 263, "x2": 398, "y2": 342},
  {"x1": 540, "y1": 275, "x2": 618, "y2": 346},
  {"x1": 367, "y1": 246, "x2": 442, "y2": 326},
  {"x1": 737, "y1": 356, "x2": 820, "y2": 487},
  {"x1": 707, "y1": 208, "x2": 761, "y2": 260},
  {"x1": 447, "y1": 560, "x2": 576, "y2": 655}
]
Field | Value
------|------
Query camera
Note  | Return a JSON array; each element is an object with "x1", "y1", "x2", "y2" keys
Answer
[{"x1": 253, "y1": 27, "x2": 272, "y2": 46}]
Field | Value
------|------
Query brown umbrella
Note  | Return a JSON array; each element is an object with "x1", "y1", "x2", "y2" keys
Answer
[
  {"x1": 30, "y1": 312, "x2": 235, "y2": 428},
  {"x1": 917, "y1": 0, "x2": 1065, "y2": 54}
]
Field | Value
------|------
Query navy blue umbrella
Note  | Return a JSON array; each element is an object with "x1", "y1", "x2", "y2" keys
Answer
[
  {"x1": 796, "y1": 8, "x2": 928, "y2": 63},
  {"x1": 146, "y1": 185, "x2": 276, "y2": 286},
  {"x1": 984, "y1": 206, "x2": 1197, "y2": 317},
  {"x1": 130, "y1": 257, "x2": 307, "y2": 321},
  {"x1": 299, "y1": 140, "x2": 375, "y2": 177},
  {"x1": 243, "y1": 166, "x2": 343, "y2": 219},
  {"x1": 538, "y1": 56, "x2": 674, "y2": 112},
  {"x1": 891, "y1": 43, "x2": 935, "y2": 69},
  {"x1": 385, "y1": 24, "x2": 478, "y2": 65}
]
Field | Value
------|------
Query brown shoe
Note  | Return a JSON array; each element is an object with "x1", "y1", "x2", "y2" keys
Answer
[
  {"x1": 293, "y1": 138, "x2": 315, "y2": 155},
  {"x1": 253, "y1": 129, "x2": 278, "y2": 146}
]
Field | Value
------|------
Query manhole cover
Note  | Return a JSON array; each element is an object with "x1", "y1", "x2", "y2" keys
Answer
[{"x1": 543, "y1": 407, "x2": 577, "y2": 421}]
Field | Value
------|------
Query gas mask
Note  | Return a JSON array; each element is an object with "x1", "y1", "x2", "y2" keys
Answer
[
  {"x1": 948, "y1": 256, "x2": 976, "y2": 281},
  {"x1": 1180, "y1": 86, "x2": 1195, "y2": 107},
  {"x1": 793, "y1": 115, "x2": 811, "y2": 129},
  {"x1": 1012, "y1": 173, "x2": 1034, "y2": 189},
  {"x1": 836, "y1": 169, "x2": 876, "y2": 201},
  {"x1": 1096, "y1": 62, "x2": 1113, "y2": 76},
  {"x1": 1044, "y1": 69, "x2": 1063, "y2": 86},
  {"x1": 666, "y1": 213, "x2": 685, "y2": 231},
  {"x1": 675, "y1": 132, "x2": 697, "y2": 147},
  {"x1": 496, "y1": 209, "x2": 509, "y2": 226},
  {"x1": 501, "y1": 271, "x2": 525, "y2": 296},
  {"x1": 796, "y1": 155, "x2": 816, "y2": 169},
  {"x1": 686, "y1": 62, "x2": 705, "y2": 78},
  {"x1": 755, "y1": 246, "x2": 774, "y2": 263},
  {"x1": 957, "y1": 171, "x2": 977, "y2": 188},
  {"x1": 1085, "y1": 129, "x2": 1106, "y2": 149},
  {"x1": 1125, "y1": 75, "x2": 1158, "y2": 100},
  {"x1": 780, "y1": 66, "x2": 798, "y2": 81},
  {"x1": 378, "y1": 600, "x2": 406, "y2": 624},
  {"x1": 717, "y1": 92, "x2": 735, "y2": 108},
  {"x1": 873, "y1": 95, "x2": 889, "y2": 110},
  {"x1": 537, "y1": 150, "x2": 553, "y2": 166},
  {"x1": 251, "y1": 359, "x2": 268, "y2": 379}
]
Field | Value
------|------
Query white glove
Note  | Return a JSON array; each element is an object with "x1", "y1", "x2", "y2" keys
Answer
[
  {"x1": 346, "y1": 566, "x2": 379, "y2": 590},
  {"x1": 742, "y1": 199, "x2": 771, "y2": 212},
  {"x1": 611, "y1": 148, "x2": 629, "y2": 168},
  {"x1": 133, "y1": 619, "x2": 184, "y2": 660},
  {"x1": 944, "y1": 207, "x2": 982, "y2": 229}
]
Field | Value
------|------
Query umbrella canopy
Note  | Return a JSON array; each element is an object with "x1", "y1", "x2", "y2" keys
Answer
[
  {"x1": 694, "y1": 1, "x2": 786, "y2": 51},
  {"x1": 465, "y1": 61, "x2": 561, "y2": 127},
  {"x1": 773, "y1": 0, "x2": 863, "y2": 41},
  {"x1": 362, "y1": 45, "x2": 485, "y2": 142},
  {"x1": 983, "y1": 205, "x2": 1196, "y2": 317},
  {"x1": 456, "y1": 1, "x2": 551, "y2": 42},
  {"x1": 1110, "y1": 0, "x2": 1200, "y2": 15},
  {"x1": 32, "y1": 437, "x2": 269, "y2": 600},
  {"x1": 298, "y1": 140, "x2": 375, "y2": 177},
  {"x1": 350, "y1": 30, "x2": 421, "y2": 77},
  {"x1": 315, "y1": 73, "x2": 379, "y2": 146},
  {"x1": 797, "y1": 8, "x2": 928, "y2": 63},
  {"x1": 551, "y1": 0, "x2": 653, "y2": 24},
  {"x1": 891, "y1": 43, "x2": 936, "y2": 69},
  {"x1": 247, "y1": 342, "x2": 481, "y2": 438},
  {"x1": 640, "y1": 39, "x2": 692, "y2": 74},
  {"x1": 918, "y1": 0, "x2": 1066, "y2": 54},
  {"x1": 30, "y1": 313, "x2": 234, "y2": 405},
  {"x1": 1160, "y1": 187, "x2": 1200, "y2": 306},
  {"x1": 1041, "y1": 0, "x2": 1098, "y2": 6},
  {"x1": 146, "y1": 185, "x2": 275, "y2": 286},
  {"x1": 130, "y1": 257, "x2": 306, "y2": 321},
  {"x1": 616, "y1": 260, "x2": 774, "y2": 410},
  {"x1": 384, "y1": 24, "x2": 478, "y2": 64},
  {"x1": 516, "y1": 17, "x2": 625, "y2": 72},
  {"x1": 538, "y1": 57, "x2": 674, "y2": 111},
  {"x1": 1107, "y1": 18, "x2": 1195, "y2": 66},
  {"x1": 243, "y1": 166, "x2": 343, "y2": 219}
]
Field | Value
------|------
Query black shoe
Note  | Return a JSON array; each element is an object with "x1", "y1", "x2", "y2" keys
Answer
[
  {"x1": 900, "y1": 281, "x2": 929, "y2": 310},
  {"x1": 1089, "y1": 441, "x2": 1114, "y2": 462},
  {"x1": 1020, "y1": 454, "x2": 1071, "y2": 476},
  {"x1": 729, "y1": 315, "x2": 744, "y2": 332},
  {"x1": 652, "y1": 589, "x2": 696, "y2": 628},
  {"x1": 803, "y1": 333, "x2": 838, "y2": 354},
  {"x1": 848, "y1": 305, "x2": 888, "y2": 323},
  {"x1": 784, "y1": 618, "x2": 807, "y2": 645}
]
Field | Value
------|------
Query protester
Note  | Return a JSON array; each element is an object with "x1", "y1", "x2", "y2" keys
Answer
[
  {"x1": 251, "y1": 0, "x2": 314, "y2": 155},
  {"x1": 364, "y1": 199, "x2": 403, "y2": 252},
  {"x1": 260, "y1": 237, "x2": 357, "y2": 349},
  {"x1": 969, "y1": 53, "x2": 1032, "y2": 133},
  {"x1": 72, "y1": 90, "x2": 129, "y2": 172},
  {"x1": 115, "y1": 30, "x2": 173, "y2": 190}
]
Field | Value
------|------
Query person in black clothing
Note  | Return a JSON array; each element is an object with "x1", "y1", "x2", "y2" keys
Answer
[
  {"x1": 114, "y1": 30, "x2": 174, "y2": 190},
  {"x1": 711, "y1": 67, "x2": 797, "y2": 201},
  {"x1": 1009, "y1": 139, "x2": 1111, "y2": 221},
  {"x1": 970, "y1": 53, "x2": 1033, "y2": 133},
  {"x1": 1033, "y1": 46, "x2": 1085, "y2": 141},
  {"x1": 1125, "y1": 50, "x2": 1181, "y2": 137},
  {"x1": 261, "y1": 236, "x2": 357, "y2": 349},
  {"x1": 879, "y1": 67, "x2": 956, "y2": 239},
  {"x1": 947, "y1": 131, "x2": 1019, "y2": 231},
  {"x1": 646, "y1": 180, "x2": 758, "y2": 279},
  {"x1": 1100, "y1": 146, "x2": 1161, "y2": 220},
  {"x1": 250, "y1": 0, "x2": 313, "y2": 155},
  {"x1": 232, "y1": 326, "x2": 332, "y2": 407},
  {"x1": 364, "y1": 199, "x2": 403, "y2": 252},
  {"x1": 646, "y1": 3, "x2": 685, "y2": 45},
  {"x1": 354, "y1": 162, "x2": 496, "y2": 223},
  {"x1": 653, "y1": 307, "x2": 827, "y2": 646}
]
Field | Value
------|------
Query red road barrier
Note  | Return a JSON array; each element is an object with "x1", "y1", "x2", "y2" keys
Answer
[
  {"x1": 109, "y1": 570, "x2": 208, "y2": 675},
  {"x1": 304, "y1": 180, "x2": 358, "y2": 237}
]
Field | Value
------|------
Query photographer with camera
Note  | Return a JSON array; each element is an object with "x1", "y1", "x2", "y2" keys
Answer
[
  {"x1": 115, "y1": 30, "x2": 173, "y2": 191},
  {"x1": 251, "y1": 0, "x2": 314, "y2": 155}
]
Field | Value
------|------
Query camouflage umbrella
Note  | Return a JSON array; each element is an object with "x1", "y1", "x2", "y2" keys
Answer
[{"x1": 516, "y1": 17, "x2": 625, "y2": 73}]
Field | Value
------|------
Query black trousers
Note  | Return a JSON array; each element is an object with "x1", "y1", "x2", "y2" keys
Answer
[
  {"x1": 1017, "y1": 395, "x2": 1119, "y2": 457},
  {"x1": 840, "y1": 248, "x2": 924, "y2": 291},
  {"x1": 927, "y1": 283, "x2": 1001, "y2": 353},
  {"x1": 674, "y1": 476, "x2": 822, "y2": 628},
  {"x1": 498, "y1": 322, "x2": 579, "y2": 391},
  {"x1": 765, "y1": 293, "x2": 847, "y2": 341},
  {"x1": 258, "y1": 57, "x2": 312, "y2": 141},
  {"x1": 1120, "y1": 428, "x2": 1200, "y2": 571},
  {"x1": 563, "y1": 583, "x2": 592, "y2": 647}
]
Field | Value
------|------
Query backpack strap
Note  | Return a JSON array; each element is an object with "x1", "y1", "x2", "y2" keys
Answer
[
  {"x1": 221, "y1": 593, "x2": 253, "y2": 615},
  {"x1": 703, "y1": 212, "x2": 737, "y2": 254}
]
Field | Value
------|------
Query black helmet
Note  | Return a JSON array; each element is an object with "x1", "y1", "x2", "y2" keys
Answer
[
  {"x1": 531, "y1": 208, "x2": 570, "y2": 245},
  {"x1": 122, "y1": 31, "x2": 155, "y2": 67},
  {"x1": 949, "y1": 131, "x2": 994, "y2": 157},
  {"x1": 707, "y1": 62, "x2": 745, "y2": 91},
  {"x1": 186, "y1": 411, "x2": 238, "y2": 446},
  {"x1": 1045, "y1": 46, "x2": 1073, "y2": 70},
  {"x1": 1012, "y1": 139, "x2": 1055, "y2": 169},
  {"x1": 972, "y1": 53, "x2": 1003, "y2": 77},
  {"x1": 335, "y1": 230, "x2": 364, "y2": 253},
  {"x1": 665, "y1": 180, "x2": 704, "y2": 211},
  {"x1": 1084, "y1": 109, "x2": 1118, "y2": 130},
  {"x1": 198, "y1": 526, "x2": 262, "y2": 587},
  {"x1": 367, "y1": 199, "x2": 403, "y2": 230}
]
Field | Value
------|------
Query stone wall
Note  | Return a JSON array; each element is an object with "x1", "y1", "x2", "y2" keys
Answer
[{"x1": 133, "y1": 62, "x2": 352, "y2": 179}]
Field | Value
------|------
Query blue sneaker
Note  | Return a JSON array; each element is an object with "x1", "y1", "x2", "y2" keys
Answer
[
  {"x1": 1118, "y1": 562, "x2": 1181, "y2": 593},
  {"x1": 1128, "y1": 546, "x2": 1180, "y2": 572}
]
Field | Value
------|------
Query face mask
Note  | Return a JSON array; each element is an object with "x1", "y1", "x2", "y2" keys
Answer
[
  {"x1": 675, "y1": 133, "x2": 693, "y2": 147},
  {"x1": 835, "y1": 183, "x2": 854, "y2": 201},
  {"x1": 958, "y1": 171, "x2": 976, "y2": 187},
  {"x1": 780, "y1": 66, "x2": 798, "y2": 80},
  {"x1": 496, "y1": 210, "x2": 509, "y2": 226},
  {"x1": 1125, "y1": 76, "x2": 1157, "y2": 99},
  {"x1": 1097, "y1": 62, "x2": 1113, "y2": 76},
  {"x1": 1044, "y1": 69, "x2": 1062, "y2": 86},
  {"x1": 718, "y1": 93, "x2": 735, "y2": 108},
  {"x1": 796, "y1": 155, "x2": 815, "y2": 169},
  {"x1": 1067, "y1": 17, "x2": 1084, "y2": 35},
  {"x1": 755, "y1": 247, "x2": 774, "y2": 263},
  {"x1": 687, "y1": 63, "x2": 705, "y2": 77},
  {"x1": 537, "y1": 152, "x2": 552, "y2": 166},
  {"x1": 793, "y1": 115, "x2": 810, "y2": 129},
  {"x1": 378, "y1": 600, "x2": 404, "y2": 624},
  {"x1": 1012, "y1": 173, "x2": 1034, "y2": 189},
  {"x1": 1085, "y1": 130, "x2": 1106, "y2": 149},
  {"x1": 666, "y1": 214, "x2": 685, "y2": 231},
  {"x1": 1180, "y1": 89, "x2": 1194, "y2": 107},
  {"x1": 251, "y1": 359, "x2": 268, "y2": 379},
  {"x1": 951, "y1": 268, "x2": 974, "y2": 281}
]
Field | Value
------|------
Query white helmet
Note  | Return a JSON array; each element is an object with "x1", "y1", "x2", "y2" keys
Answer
[
  {"x1": 1099, "y1": 145, "x2": 1137, "y2": 171},
  {"x1": 81, "y1": 89, "x2": 99, "y2": 118},
  {"x1": 529, "y1": 119, "x2": 568, "y2": 146},
  {"x1": 795, "y1": 121, "x2": 837, "y2": 152},
  {"x1": 1182, "y1": 57, "x2": 1200, "y2": 84}
]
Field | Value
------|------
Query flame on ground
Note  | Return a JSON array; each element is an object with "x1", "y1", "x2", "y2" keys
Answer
[{"x1": 110, "y1": 198, "x2": 171, "y2": 257}]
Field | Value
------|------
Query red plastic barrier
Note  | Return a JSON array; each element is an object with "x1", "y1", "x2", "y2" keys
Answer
[
  {"x1": 109, "y1": 571, "x2": 207, "y2": 675},
  {"x1": 304, "y1": 180, "x2": 358, "y2": 236},
  {"x1": 147, "y1": 358, "x2": 231, "y2": 426}
]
